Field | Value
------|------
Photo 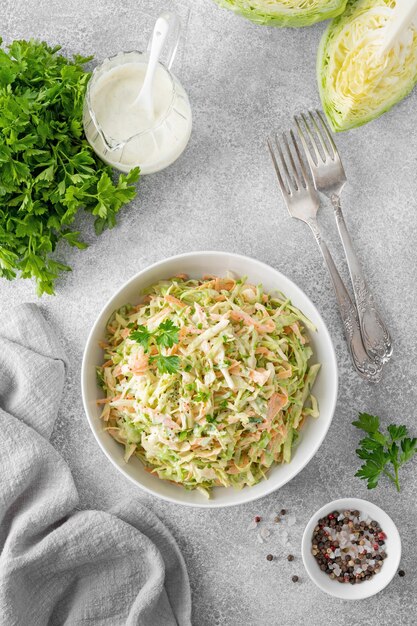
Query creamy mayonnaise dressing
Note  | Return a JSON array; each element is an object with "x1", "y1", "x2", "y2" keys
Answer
[{"x1": 85, "y1": 57, "x2": 192, "y2": 174}]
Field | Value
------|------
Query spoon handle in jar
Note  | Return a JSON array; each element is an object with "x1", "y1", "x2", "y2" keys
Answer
[{"x1": 132, "y1": 15, "x2": 170, "y2": 114}]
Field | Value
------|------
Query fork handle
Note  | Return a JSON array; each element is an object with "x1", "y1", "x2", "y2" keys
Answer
[
  {"x1": 307, "y1": 218, "x2": 382, "y2": 383},
  {"x1": 331, "y1": 194, "x2": 392, "y2": 363}
]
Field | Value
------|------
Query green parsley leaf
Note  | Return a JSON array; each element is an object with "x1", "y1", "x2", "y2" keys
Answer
[
  {"x1": 358, "y1": 436, "x2": 382, "y2": 451},
  {"x1": 129, "y1": 319, "x2": 182, "y2": 373},
  {"x1": 355, "y1": 447, "x2": 373, "y2": 461},
  {"x1": 388, "y1": 424, "x2": 408, "y2": 441},
  {"x1": 130, "y1": 325, "x2": 152, "y2": 351},
  {"x1": 352, "y1": 413, "x2": 380, "y2": 434},
  {"x1": 153, "y1": 354, "x2": 180, "y2": 375},
  {"x1": 353, "y1": 413, "x2": 417, "y2": 492},
  {"x1": 155, "y1": 319, "x2": 180, "y2": 348},
  {"x1": 400, "y1": 438, "x2": 417, "y2": 464},
  {"x1": 355, "y1": 462, "x2": 381, "y2": 490}
]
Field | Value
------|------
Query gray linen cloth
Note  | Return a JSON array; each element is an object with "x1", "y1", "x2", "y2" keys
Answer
[{"x1": 0, "y1": 304, "x2": 192, "y2": 626}]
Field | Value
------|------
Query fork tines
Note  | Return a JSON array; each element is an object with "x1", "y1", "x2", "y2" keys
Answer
[
  {"x1": 294, "y1": 110, "x2": 338, "y2": 166},
  {"x1": 267, "y1": 130, "x2": 312, "y2": 197}
]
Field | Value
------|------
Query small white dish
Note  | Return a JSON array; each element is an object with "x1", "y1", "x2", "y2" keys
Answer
[
  {"x1": 301, "y1": 498, "x2": 401, "y2": 599},
  {"x1": 81, "y1": 251, "x2": 338, "y2": 507}
]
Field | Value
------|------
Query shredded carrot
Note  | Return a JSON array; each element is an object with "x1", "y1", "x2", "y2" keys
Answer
[
  {"x1": 165, "y1": 294, "x2": 186, "y2": 308},
  {"x1": 96, "y1": 395, "x2": 121, "y2": 405}
]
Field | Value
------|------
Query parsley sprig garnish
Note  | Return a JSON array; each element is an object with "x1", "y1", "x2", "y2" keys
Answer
[
  {"x1": 0, "y1": 38, "x2": 139, "y2": 295},
  {"x1": 353, "y1": 413, "x2": 417, "y2": 492},
  {"x1": 152, "y1": 354, "x2": 180, "y2": 375},
  {"x1": 131, "y1": 320, "x2": 180, "y2": 374}
]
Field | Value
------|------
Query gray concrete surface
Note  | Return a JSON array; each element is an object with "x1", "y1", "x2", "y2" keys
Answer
[{"x1": 2, "y1": 0, "x2": 417, "y2": 624}]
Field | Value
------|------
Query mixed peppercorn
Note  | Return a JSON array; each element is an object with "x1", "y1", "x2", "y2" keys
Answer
[
  {"x1": 255, "y1": 511, "x2": 300, "y2": 582},
  {"x1": 311, "y1": 510, "x2": 387, "y2": 584}
]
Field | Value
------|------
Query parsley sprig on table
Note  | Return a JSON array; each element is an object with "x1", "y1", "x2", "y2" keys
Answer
[
  {"x1": 353, "y1": 413, "x2": 417, "y2": 492},
  {"x1": 0, "y1": 38, "x2": 139, "y2": 295},
  {"x1": 131, "y1": 320, "x2": 180, "y2": 374}
]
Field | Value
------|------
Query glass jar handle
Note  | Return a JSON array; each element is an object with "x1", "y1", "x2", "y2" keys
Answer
[{"x1": 146, "y1": 11, "x2": 181, "y2": 69}]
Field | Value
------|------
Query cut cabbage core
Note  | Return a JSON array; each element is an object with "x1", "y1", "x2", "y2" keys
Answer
[{"x1": 318, "y1": 0, "x2": 417, "y2": 131}]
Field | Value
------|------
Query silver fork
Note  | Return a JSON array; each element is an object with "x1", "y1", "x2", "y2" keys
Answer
[
  {"x1": 295, "y1": 111, "x2": 392, "y2": 364},
  {"x1": 267, "y1": 131, "x2": 382, "y2": 383}
]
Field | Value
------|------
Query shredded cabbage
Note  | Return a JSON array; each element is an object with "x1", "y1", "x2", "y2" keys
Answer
[
  {"x1": 213, "y1": 0, "x2": 347, "y2": 28},
  {"x1": 318, "y1": 0, "x2": 417, "y2": 131},
  {"x1": 98, "y1": 275, "x2": 320, "y2": 497}
]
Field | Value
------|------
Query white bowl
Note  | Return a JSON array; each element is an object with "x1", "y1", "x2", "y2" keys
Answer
[
  {"x1": 301, "y1": 498, "x2": 401, "y2": 599},
  {"x1": 81, "y1": 251, "x2": 338, "y2": 507}
]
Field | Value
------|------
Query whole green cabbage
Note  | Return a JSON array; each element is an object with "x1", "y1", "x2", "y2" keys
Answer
[
  {"x1": 318, "y1": 0, "x2": 417, "y2": 131},
  {"x1": 213, "y1": 0, "x2": 348, "y2": 28}
]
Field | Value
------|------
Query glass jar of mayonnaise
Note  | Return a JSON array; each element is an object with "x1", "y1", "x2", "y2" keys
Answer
[{"x1": 83, "y1": 12, "x2": 192, "y2": 174}]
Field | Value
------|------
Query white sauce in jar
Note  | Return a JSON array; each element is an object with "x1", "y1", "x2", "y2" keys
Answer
[{"x1": 85, "y1": 57, "x2": 192, "y2": 174}]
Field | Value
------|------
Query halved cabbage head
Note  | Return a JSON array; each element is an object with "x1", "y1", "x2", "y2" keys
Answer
[
  {"x1": 318, "y1": 0, "x2": 417, "y2": 131},
  {"x1": 213, "y1": 0, "x2": 348, "y2": 28}
]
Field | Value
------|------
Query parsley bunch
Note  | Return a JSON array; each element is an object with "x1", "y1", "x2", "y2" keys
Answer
[
  {"x1": 0, "y1": 38, "x2": 139, "y2": 295},
  {"x1": 130, "y1": 320, "x2": 180, "y2": 374},
  {"x1": 353, "y1": 413, "x2": 417, "y2": 492}
]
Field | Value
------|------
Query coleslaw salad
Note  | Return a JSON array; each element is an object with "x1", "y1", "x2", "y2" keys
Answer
[{"x1": 97, "y1": 275, "x2": 320, "y2": 497}]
